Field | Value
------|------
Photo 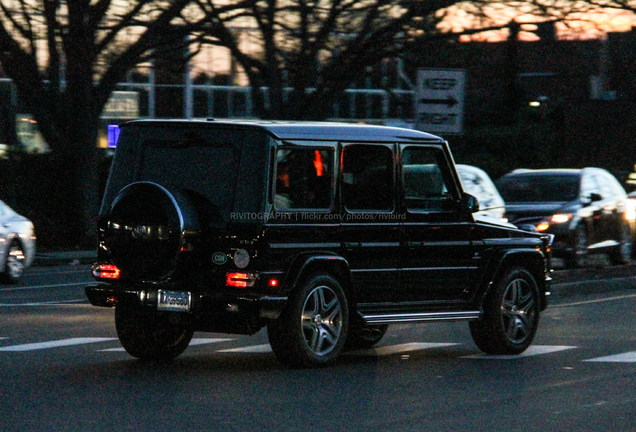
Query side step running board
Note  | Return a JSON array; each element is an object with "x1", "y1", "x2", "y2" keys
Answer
[{"x1": 362, "y1": 311, "x2": 481, "y2": 324}]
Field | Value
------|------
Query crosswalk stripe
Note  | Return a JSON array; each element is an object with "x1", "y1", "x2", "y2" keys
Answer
[
  {"x1": 3, "y1": 338, "x2": 633, "y2": 364},
  {"x1": 584, "y1": 352, "x2": 636, "y2": 363},
  {"x1": 98, "y1": 337, "x2": 233, "y2": 352},
  {"x1": 348, "y1": 342, "x2": 459, "y2": 357},
  {"x1": 0, "y1": 337, "x2": 117, "y2": 352},
  {"x1": 462, "y1": 345, "x2": 577, "y2": 359},
  {"x1": 217, "y1": 344, "x2": 272, "y2": 353}
]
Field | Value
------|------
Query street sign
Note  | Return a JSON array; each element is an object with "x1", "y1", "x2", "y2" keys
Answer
[
  {"x1": 102, "y1": 91, "x2": 139, "y2": 119},
  {"x1": 415, "y1": 68, "x2": 465, "y2": 135}
]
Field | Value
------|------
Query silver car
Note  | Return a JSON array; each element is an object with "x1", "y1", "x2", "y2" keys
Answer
[
  {"x1": 456, "y1": 164, "x2": 506, "y2": 221},
  {"x1": 0, "y1": 200, "x2": 36, "y2": 283}
]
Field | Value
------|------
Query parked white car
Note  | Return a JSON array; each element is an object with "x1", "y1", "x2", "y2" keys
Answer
[
  {"x1": 0, "y1": 200, "x2": 36, "y2": 283},
  {"x1": 456, "y1": 164, "x2": 506, "y2": 221}
]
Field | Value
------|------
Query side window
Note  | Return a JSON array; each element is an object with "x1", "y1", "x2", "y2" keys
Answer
[
  {"x1": 342, "y1": 144, "x2": 394, "y2": 212},
  {"x1": 605, "y1": 173, "x2": 626, "y2": 196},
  {"x1": 595, "y1": 174, "x2": 616, "y2": 198},
  {"x1": 580, "y1": 174, "x2": 599, "y2": 200},
  {"x1": 274, "y1": 148, "x2": 333, "y2": 210},
  {"x1": 402, "y1": 147, "x2": 452, "y2": 211}
]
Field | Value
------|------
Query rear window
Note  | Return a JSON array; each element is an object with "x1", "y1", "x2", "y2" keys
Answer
[
  {"x1": 137, "y1": 140, "x2": 239, "y2": 224},
  {"x1": 497, "y1": 174, "x2": 580, "y2": 202}
]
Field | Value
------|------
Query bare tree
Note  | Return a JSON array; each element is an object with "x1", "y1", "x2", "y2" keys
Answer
[
  {"x1": 195, "y1": 0, "x2": 601, "y2": 120},
  {"x1": 0, "y1": 0, "x2": 246, "y2": 246},
  {"x1": 0, "y1": 0, "x2": 627, "y2": 246}
]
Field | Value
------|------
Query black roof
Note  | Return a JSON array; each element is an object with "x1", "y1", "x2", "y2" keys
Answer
[{"x1": 122, "y1": 119, "x2": 444, "y2": 143}]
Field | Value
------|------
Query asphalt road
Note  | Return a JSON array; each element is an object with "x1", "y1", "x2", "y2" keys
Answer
[{"x1": 1, "y1": 263, "x2": 636, "y2": 432}]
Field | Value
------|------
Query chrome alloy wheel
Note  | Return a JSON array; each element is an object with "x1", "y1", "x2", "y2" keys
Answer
[
  {"x1": 301, "y1": 285, "x2": 343, "y2": 357},
  {"x1": 501, "y1": 277, "x2": 536, "y2": 344}
]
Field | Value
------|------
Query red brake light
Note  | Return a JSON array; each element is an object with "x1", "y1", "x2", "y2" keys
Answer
[
  {"x1": 314, "y1": 150, "x2": 324, "y2": 176},
  {"x1": 227, "y1": 272, "x2": 256, "y2": 288},
  {"x1": 94, "y1": 264, "x2": 121, "y2": 279}
]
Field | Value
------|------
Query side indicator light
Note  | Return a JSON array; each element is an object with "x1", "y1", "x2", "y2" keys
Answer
[
  {"x1": 94, "y1": 264, "x2": 121, "y2": 279},
  {"x1": 227, "y1": 272, "x2": 257, "y2": 288},
  {"x1": 536, "y1": 223, "x2": 550, "y2": 231}
]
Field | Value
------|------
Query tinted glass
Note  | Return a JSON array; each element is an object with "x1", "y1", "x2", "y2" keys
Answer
[
  {"x1": 497, "y1": 174, "x2": 580, "y2": 202},
  {"x1": 274, "y1": 148, "x2": 333, "y2": 210},
  {"x1": 139, "y1": 141, "x2": 238, "y2": 215},
  {"x1": 402, "y1": 147, "x2": 452, "y2": 211},
  {"x1": 342, "y1": 145, "x2": 394, "y2": 211},
  {"x1": 580, "y1": 174, "x2": 599, "y2": 199}
]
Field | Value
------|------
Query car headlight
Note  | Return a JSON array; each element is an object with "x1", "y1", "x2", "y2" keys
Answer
[
  {"x1": 536, "y1": 214, "x2": 572, "y2": 231},
  {"x1": 550, "y1": 214, "x2": 572, "y2": 223},
  {"x1": 626, "y1": 199, "x2": 636, "y2": 221}
]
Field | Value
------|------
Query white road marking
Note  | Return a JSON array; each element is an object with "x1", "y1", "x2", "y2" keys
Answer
[
  {"x1": 552, "y1": 293, "x2": 636, "y2": 308},
  {"x1": 0, "y1": 337, "x2": 117, "y2": 352},
  {"x1": 348, "y1": 342, "x2": 459, "y2": 357},
  {"x1": 0, "y1": 282, "x2": 87, "y2": 292},
  {"x1": 217, "y1": 344, "x2": 272, "y2": 353},
  {"x1": 99, "y1": 338, "x2": 234, "y2": 352},
  {"x1": 584, "y1": 352, "x2": 636, "y2": 363},
  {"x1": 462, "y1": 345, "x2": 577, "y2": 359},
  {"x1": 0, "y1": 299, "x2": 87, "y2": 307}
]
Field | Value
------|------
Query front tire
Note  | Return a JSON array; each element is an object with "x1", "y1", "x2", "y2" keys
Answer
[
  {"x1": 469, "y1": 267, "x2": 540, "y2": 355},
  {"x1": 115, "y1": 301, "x2": 194, "y2": 361},
  {"x1": 268, "y1": 273, "x2": 349, "y2": 368},
  {"x1": 609, "y1": 222, "x2": 632, "y2": 265},
  {"x1": 1, "y1": 241, "x2": 26, "y2": 283},
  {"x1": 564, "y1": 224, "x2": 588, "y2": 268}
]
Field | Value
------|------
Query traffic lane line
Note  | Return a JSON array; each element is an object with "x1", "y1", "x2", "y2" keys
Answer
[
  {"x1": 0, "y1": 337, "x2": 117, "y2": 352},
  {"x1": 0, "y1": 282, "x2": 88, "y2": 292}
]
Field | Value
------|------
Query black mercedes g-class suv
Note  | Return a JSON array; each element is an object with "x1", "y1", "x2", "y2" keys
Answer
[{"x1": 86, "y1": 119, "x2": 553, "y2": 367}]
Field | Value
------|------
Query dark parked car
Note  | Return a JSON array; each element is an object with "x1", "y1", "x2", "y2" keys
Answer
[
  {"x1": 497, "y1": 168, "x2": 631, "y2": 268},
  {"x1": 86, "y1": 119, "x2": 553, "y2": 367}
]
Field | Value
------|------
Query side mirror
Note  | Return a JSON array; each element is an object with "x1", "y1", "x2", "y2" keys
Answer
[
  {"x1": 590, "y1": 192, "x2": 602, "y2": 202},
  {"x1": 460, "y1": 193, "x2": 480, "y2": 213}
]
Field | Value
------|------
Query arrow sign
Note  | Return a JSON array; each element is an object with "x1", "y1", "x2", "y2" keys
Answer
[
  {"x1": 415, "y1": 69, "x2": 465, "y2": 134},
  {"x1": 419, "y1": 96, "x2": 458, "y2": 107}
]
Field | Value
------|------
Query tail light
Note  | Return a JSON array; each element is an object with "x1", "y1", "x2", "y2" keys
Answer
[
  {"x1": 93, "y1": 264, "x2": 121, "y2": 279},
  {"x1": 226, "y1": 272, "x2": 257, "y2": 288}
]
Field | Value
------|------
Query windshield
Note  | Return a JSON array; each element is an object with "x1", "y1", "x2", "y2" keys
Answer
[{"x1": 497, "y1": 174, "x2": 580, "y2": 203}]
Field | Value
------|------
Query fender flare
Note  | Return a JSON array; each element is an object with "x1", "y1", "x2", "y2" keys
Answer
[{"x1": 474, "y1": 248, "x2": 549, "y2": 310}]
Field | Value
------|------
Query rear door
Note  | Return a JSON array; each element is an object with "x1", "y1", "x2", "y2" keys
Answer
[{"x1": 340, "y1": 143, "x2": 401, "y2": 303}]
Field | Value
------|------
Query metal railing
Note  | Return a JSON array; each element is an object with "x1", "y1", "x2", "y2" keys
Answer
[
  {"x1": 113, "y1": 82, "x2": 416, "y2": 123},
  {"x1": 2, "y1": 77, "x2": 416, "y2": 123}
]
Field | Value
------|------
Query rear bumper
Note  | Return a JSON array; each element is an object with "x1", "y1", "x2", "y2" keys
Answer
[{"x1": 85, "y1": 283, "x2": 288, "y2": 334}]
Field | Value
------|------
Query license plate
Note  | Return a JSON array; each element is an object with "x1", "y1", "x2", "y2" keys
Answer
[{"x1": 157, "y1": 290, "x2": 191, "y2": 312}]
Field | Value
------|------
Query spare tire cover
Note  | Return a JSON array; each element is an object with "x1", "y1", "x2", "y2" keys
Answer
[{"x1": 105, "y1": 181, "x2": 200, "y2": 281}]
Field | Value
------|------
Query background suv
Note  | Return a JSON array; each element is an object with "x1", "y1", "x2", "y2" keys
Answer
[{"x1": 496, "y1": 168, "x2": 631, "y2": 268}]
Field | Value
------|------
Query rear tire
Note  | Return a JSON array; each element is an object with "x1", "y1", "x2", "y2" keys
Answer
[
  {"x1": 469, "y1": 267, "x2": 540, "y2": 355},
  {"x1": 115, "y1": 301, "x2": 193, "y2": 361},
  {"x1": 268, "y1": 273, "x2": 348, "y2": 368}
]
